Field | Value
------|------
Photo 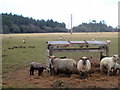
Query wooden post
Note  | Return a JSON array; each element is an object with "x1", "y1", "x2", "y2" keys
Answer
[
  {"x1": 100, "y1": 52, "x2": 103, "y2": 61},
  {"x1": 106, "y1": 46, "x2": 109, "y2": 56},
  {"x1": 48, "y1": 44, "x2": 53, "y2": 56},
  {"x1": 70, "y1": 14, "x2": 73, "y2": 34},
  {"x1": 49, "y1": 50, "x2": 53, "y2": 56}
]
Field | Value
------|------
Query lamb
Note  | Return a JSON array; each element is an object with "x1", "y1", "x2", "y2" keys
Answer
[
  {"x1": 77, "y1": 57, "x2": 91, "y2": 79},
  {"x1": 49, "y1": 55, "x2": 77, "y2": 76},
  {"x1": 30, "y1": 62, "x2": 46, "y2": 76},
  {"x1": 100, "y1": 55, "x2": 119, "y2": 76}
]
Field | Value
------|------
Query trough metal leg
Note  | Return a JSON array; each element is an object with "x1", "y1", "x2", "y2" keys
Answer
[{"x1": 100, "y1": 52, "x2": 103, "y2": 61}]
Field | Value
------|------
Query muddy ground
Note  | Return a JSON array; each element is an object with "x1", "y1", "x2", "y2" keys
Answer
[{"x1": 2, "y1": 64, "x2": 119, "y2": 88}]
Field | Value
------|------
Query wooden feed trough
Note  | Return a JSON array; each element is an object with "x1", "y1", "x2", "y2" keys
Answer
[{"x1": 46, "y1": 40, "x2": 110, "y2": 71}]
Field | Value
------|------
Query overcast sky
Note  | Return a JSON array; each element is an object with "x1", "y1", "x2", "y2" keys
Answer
[{"x1": 0, "y1": 0, "x2": 119, "y2": 28}]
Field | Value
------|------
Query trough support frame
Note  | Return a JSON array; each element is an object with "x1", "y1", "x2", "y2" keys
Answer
[{"x1": 46, "y1": 41, "x2": 110, "y2": 71}]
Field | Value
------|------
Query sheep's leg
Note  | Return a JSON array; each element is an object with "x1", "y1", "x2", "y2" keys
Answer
[
  {"x1": 49, "y1": 67, "x2": 54, "y2": 76},
  {"x1": 107, "y1": 66, "x2": 111, "y2": 76},
  {"x1": 79, "y1": 72, "x2": 81, "y2": 79},
  {"x1": 68, "y1": 70, "x2": 71, "y2": 77},
  {"x1": 30, "y1": 67, "x2": 34, "y2": 75},
  {"x1": 83, "y1": 72, "x2": 86, "y2": 79},
  {"x1": 38, "y1": 70, "x2": 40, "y2": 76},
  {"x1": 31, "y1": 69, "x2": 34, "y2": 75},
  {"x1": 116, "y1": 69, "x2": 119, "y2": 75},
  {"x1": 56, "y1": 69, "x2": 59, "y2": 75},
  {"x1": 53, "y1": 69, "x2": 56, "y2": 75},
  {"x1": 100, "y1": 65, "x2": 104, "y2": 74},
  {"x1": 79, "y1": 71, "x2": 83, "y2": 79},
  {"x1": 108, "y1": 70, "x2": 111, "y2": 76},
  {"x1": 55, "y1": 70, "x2": 58, "y2": 75},
  {"x1": 50, "y1": 68, "x2": 53, "y2": 75},
  {"x1": 82, "y1": 72, "x2": 85, "y2": 79},
  {"x1": 54, "y1": 68, "x2": 57, "y2": 75},
  {"x1": 38, "y1": 69, "x2": 41, "y2": 76},
  {"x1": 85, "y1": 71, "x2": 88, "y2": 78},
  {"x1": 111, "y1": 67, "x2": 115, "y2": 76}
]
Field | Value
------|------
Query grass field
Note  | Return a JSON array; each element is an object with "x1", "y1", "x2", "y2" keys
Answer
[
  {"x1": 2, "y1": 32, "x2": 118, "y2": 74},
  {"x1": 2, "y1": 32, "x2": 119, "y2": 88}
]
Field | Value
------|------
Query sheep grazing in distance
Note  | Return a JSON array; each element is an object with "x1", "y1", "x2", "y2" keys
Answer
[
  {"x1": 23, "y1": 39, "x2": 26, "y2": 43},
  {"x1": 92, "y1": 38, "x2": 96, "y2": 41},
  {"x1": 59, "y1": 36, "x2": 63, "y2": 40},
  {"x1": 8, "y1": 47, "x2": 14, "y2": 50},
  {"x1": 49, "y1": 55, "x2": 77, "y2": 76},
  {"x1": 106, "y1": 40, "x2": 111, "y2": 44},
  {"x1": 77, "y1": 57, "x2": 91, "y2": 79},
  {"x1": 30, "y1": 62, "x2": 46, "y2": 76},
  {"x1": 100, "y1": 55, "x2": 119, "y2": 76},
  {"x1": 29, "y1": 46, "x2": 35, "y2": 48}
]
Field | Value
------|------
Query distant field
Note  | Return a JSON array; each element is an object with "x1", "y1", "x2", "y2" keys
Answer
[{"x1": 2, "y1": 32, "x2": 118, "y2": 74}]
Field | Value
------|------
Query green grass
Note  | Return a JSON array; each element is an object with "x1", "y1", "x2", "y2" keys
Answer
[{"x1": 2, "y1": 32, "x2": 118, "y2": 74}]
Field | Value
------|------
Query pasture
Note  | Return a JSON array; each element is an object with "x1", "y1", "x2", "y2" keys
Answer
[{"x1": 2, "y1": 32, "x2": 119, "y2": 88}]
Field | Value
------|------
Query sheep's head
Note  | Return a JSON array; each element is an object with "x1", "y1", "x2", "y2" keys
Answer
[
  {"x1": 112, "y1": 55, "x2": 120, "y2": 62},
  {"x1": 38, "y1": 67, "x2": 46, "y2": 71},
  {"x1": 41, "y1": 67, "x2": 46, "y2": 70},
  {"x1": 48, "y1": 55, "x2": 56, "y2": 65},
  {"x1": 81, "y1": 57, "x2": 89, "y2": 65},
  {"x1": 49, "y1": 55, "x2": 56, "y2": 59}
]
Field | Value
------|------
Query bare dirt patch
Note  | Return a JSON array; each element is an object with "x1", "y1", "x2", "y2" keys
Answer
[{"x1": 2, "y1": 66, "x2": 118, "y2": 88}]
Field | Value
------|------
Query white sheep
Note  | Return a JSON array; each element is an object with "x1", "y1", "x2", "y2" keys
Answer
[
  {"x1": 114, "y1": 62, "x2": 120, "y2": 75},
  {"x1": 106, "y1": 40, "x2": 111, "y2": 44},
  {"x1": 77, "y1": 57, "x2": 91, "y2": 79},
  {"x1": 100, "y1": 55, "x2": 119, "y2": 76},
  {"x1": 49, "y1": 56, "x2": 77, "y2": 76},
  {"x1": 23, "y1": 39, "x2": 26, "y2": 43},
  {"x1": 59, "y1": 36, "x2": 63, "y2": 40}
]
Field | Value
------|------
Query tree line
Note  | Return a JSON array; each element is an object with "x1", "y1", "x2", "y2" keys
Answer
[
  {"x1": 1, "y1": 13, "x2": 118, "y2": 34},
  {"x1": 73, "y1": 20, "x2": 118, "y2": 32},
  {"x1": 2, "y1": 13, "x2": 67, "y2": 34}
]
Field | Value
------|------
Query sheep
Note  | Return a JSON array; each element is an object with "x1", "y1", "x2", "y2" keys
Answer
[
  {"x1": 77, "y1": 57, "x2": 91, "y2": 79},
  {"x1": 114, "y1": 62, "x2": 120, "y2": 75},
  {"x1": 59, "y1": 36, "x2": 63, "y2": 40},
  {"x1": 100, "y1": 55, "x2": 119, "y2": 76},
  {"x1": 106, "y1": 40, "x2": 111, "y2": 44},
  {"x1": 92, "y1": 38, "x2": 96, "y2": 41},
  {"x1": 8, "y1": 47, "x2": 14, "y2": 49},
  {"x1": 29, "y1": 46, "x2": 35, "y2": 48},
  {"x1": 30, "y1": 62, "x2": 46, "y2": 76},
  {"x1": 49, "y1": 55, "x2": 77, "y2": 76},
  {"x1": 23, "y1": 39, "x2": 26, "y2": 43}
]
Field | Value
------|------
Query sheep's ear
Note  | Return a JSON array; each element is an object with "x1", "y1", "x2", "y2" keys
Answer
[
  {"x1": 80, "y1": 58, "x2": 82, "y2": 60},
  {"x1": 113, "y1": 55, "x2": 116, "y2": 58},
  {"x1": 48, "y1": 56, "x2": 51, "y2": 58},
  {"x1": 90, "y1": 56, "x2": 92, "y2": 59},
  {"x1": 87, "y1": 58, "x2": 89, "y2": 60}
]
